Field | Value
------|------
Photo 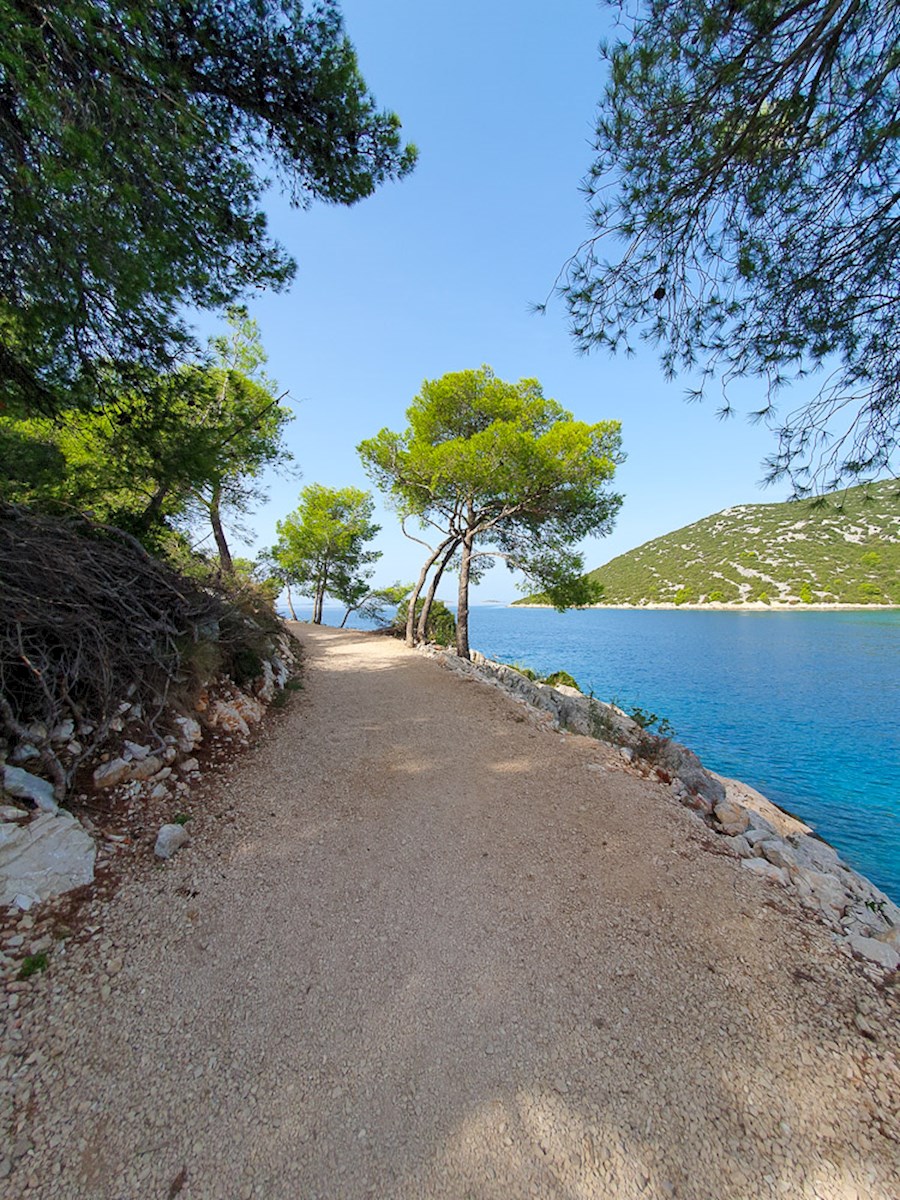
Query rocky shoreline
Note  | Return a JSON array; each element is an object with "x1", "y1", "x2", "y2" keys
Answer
[
  {"x1": 4, "y1": 622, "x2": 896, "y2": 987},
  {"x1": 422, "y1": 644, "x2": 900, "y2": 980},
  {"x1": 0, "y1": 624, "x2": 898, "y2": 1196}
]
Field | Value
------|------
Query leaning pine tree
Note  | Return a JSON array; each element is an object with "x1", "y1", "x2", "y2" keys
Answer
[{"x1": 358, "y1": 366, "x2": 623, "y2": 659}]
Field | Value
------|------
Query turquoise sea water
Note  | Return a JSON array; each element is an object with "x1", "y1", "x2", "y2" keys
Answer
[
  {"x1": 467, "y1": 606, "x2": 900, "y2": 904},
  {"x1": 296, "y1": 605, "x2": 900, "y2": 903}
]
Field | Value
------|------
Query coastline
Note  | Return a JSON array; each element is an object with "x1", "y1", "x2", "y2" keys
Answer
[
  {"x1": 428, "y1": 641, "x2": 900, "y2": 976},
  {"x1": 513, "y1": 601, "x2": 900, "y2": 611},
  {"x1": 5, "y1": 622, "x2": 899, "y2": 1197}
]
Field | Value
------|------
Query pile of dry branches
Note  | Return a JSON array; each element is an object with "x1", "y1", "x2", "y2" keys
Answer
[{"x1": 0, "y1": 504, "x2": 227, "y2": 797}]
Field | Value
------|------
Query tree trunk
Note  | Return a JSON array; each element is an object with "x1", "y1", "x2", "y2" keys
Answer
[
  {"x1": 406, "y1": 536, "x2": 454, "y2": 647},
  {"x1": 209, "y1": 484, "x2": 233, "y2": 576},
  {"x1": 285, "y1": 584, "x2": 298, "y2": 621},
  {"x1": 340, "y1": 607, "x2": 351, "y2": 628},
  {"x1": 313, "y1": 583, "x2": 325, "y2": 625},
  {"x1": 135, "y1": 482, "x2": 170, "y2": 535},
  {"x1": 455, "y1": 532, "x2": 475, "y2": 659},
  {"x1": 417, "y1": 537, "x2": 459, "y2": 643}
]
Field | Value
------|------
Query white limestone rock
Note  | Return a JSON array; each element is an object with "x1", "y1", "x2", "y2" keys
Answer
[
  {"x1": 271, "y1": 653, "x2": 290, "y2": 688},
  {"x1": 846, "y1": 932, "x2": 900, "y2": 973},
  {"x1": 656, "y1": 742, "x2": 726, "y2": 806},
  {"x1": 123, "y1": 740, "x2": 151, "y2": 761},
  {"x1": 792, "y1": 835, "x2": 841, "y2": 874},
  {"x1": 0, "y1": 811, "x2": 96, "y2": 906},
  {"x1": 724, "y1": 835, "x2": 753, "y2": 858},
  {"x1": 50, "y1": 719, "x2": 75, "y2": 743},
  {"x1": 206, "y1": 692, "x2": 264, "y2": 738},
  {"x1": 254, "y1": 660, "x2": 277, "y2": 703},
  {"x1": 3, "y1": 765, "x2": 58, "y2": 813},
  {"x1": 758, "y1": 840, "x2": 799, "y2": 872},
  {"x1": 794, "y1": 867, "x2": 850, "y2": 920},
  {"x1": 0, "y1": 806, "x2": 29, "y2": 823},
  {"x1": 742, "y1": 858, "x2": 788, "y2": 886},
  {"x1": 713, "y1": 799, "x2": 750, "y2": 836},
  {"x1": 173, "y1": 715, "x2": 203, "y2": 752},
  {"x1": 93, "y1": 754, "x2": 163, "y2": 790},
  {"x1": 743, "y1": 827, "x2": 771, "y2": 847},
  {"x1": 154, "y1": 823, "x2": 189, "y2": 860},
  {"x1": 9, "y1": 743, "x2": 40, "y2": 764},
  {"x1": 681, "y1": 790, "x2": 714, "y2": 816}
]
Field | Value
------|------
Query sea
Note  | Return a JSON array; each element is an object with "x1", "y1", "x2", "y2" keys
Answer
[{"x1": 291, "y1": 604, "x2": 900, "y2": 904}]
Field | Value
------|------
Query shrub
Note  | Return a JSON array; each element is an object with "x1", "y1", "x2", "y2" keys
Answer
[
  {"x1": 627, "y1": 706, "x2": 675, "y2": 738},
  {"x1": 394, "y1": 597, "x2": 457, "y2": 645},
  {"x1": 19, "y1": 953, "x2": 48, "y2": 979},
  {"x1": 506, "y1": 661, "x2": 539, "y2": 681},
  {"x1": 544, "y1": 670, "x2": 581, "y2": 691}
]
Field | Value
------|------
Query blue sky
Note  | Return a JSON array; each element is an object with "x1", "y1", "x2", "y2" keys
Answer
[{"x1": 215, "y1": 0, "x2": 789, "y2": 604}]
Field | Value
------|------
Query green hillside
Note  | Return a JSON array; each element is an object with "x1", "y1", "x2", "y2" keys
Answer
[{"x1": 518, "y1": 479, "x2": 900, "y2": 607}]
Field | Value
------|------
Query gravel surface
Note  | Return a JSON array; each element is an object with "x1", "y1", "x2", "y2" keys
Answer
[{"x1": 2, "y1": 624, "x2": 898, "y2": 1199}]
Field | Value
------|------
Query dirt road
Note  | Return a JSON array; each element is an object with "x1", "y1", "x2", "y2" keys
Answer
[{"x1": 5, "y1": 625, "x2": 898, "y2": 1198}]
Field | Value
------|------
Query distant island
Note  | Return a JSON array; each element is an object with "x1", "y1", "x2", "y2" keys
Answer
[{"x1": 517, "y1": 479, "x2": 900, "y2": 608}]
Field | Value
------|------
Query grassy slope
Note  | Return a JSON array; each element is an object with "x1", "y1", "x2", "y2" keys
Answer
[{"x1": 518, "y1": 480, "x2": 900, "y2": 606}]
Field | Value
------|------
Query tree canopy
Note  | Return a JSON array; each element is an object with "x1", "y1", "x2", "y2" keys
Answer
[
  {"x1": 561, "y1": 0, "x2": 900, "y2": 491},
  {"x1": 272, "y1": 484, "x2": 381, "y2": 624},
  {"x1": 359, "y1": 367, "x2": 623, "y2": 658},
  {"x1": 0, "y1": 311, "x2": 293, "y2": 561},
  {"x1": 1, "y1": 0, "x2": 416, "y2": 415}
]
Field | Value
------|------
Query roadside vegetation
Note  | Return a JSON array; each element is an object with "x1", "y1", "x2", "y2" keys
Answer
[{"x1": 0, "y1": 1, "x2": 416, "y2": 806}]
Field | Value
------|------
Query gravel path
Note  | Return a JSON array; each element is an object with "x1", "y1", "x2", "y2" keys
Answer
[{"x1": 3, "y1": 625, "x2": 898, "y2": 1199}]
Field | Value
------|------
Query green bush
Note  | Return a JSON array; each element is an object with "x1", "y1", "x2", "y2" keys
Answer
[
  {"x1": 544, "y1": 670, "x2": 581, "y2": 691},
  {"x1": 627, "y1": 706, "x2": 675, "y2": 738},
  {"x1": 19, "y1": 953, "x2": 48, "y2": 979},
  {"x1": 858, "y1": 581, "x2": 885, "y2": 603},
  {"x1": 394, "y1": 597, "x2": 457, "y2": 645}
]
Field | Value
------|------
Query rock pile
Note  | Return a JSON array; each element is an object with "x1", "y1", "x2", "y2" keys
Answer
[
  {"x1": 428, "y1": 645, "x2": 900, "y2": 977},
  {"x1": 0, "y1": 634, "x2": 296, "y2": 919}
]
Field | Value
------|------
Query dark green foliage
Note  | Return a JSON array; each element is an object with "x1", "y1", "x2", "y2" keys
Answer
[
  {"x1": 1, "y1": 0, "x2": 415, "y2": 415},
  {"x1": 394, "y1": 598, "x2": 457, "y2": 646},
  {"x1": 18, "y1": 953, "x2": 48, "y2": 979},
  {"x1": 562, "y1": 1, "x2": 900, "y2": 489}
]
